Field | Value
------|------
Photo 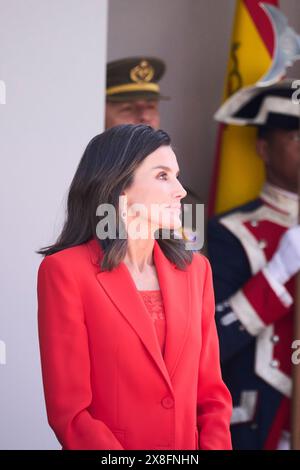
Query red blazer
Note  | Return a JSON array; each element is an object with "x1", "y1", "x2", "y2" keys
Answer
[{"x1": 37, "y1": 238, "x2": 232, "y2": 450}]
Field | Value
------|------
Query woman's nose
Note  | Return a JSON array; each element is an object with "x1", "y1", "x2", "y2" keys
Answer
[{"x1": 173, "y1": 179, "x2": 187, "y2": 200}]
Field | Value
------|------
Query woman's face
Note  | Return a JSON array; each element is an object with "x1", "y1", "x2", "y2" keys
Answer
[{"x1": 122, "y1": 145, "x2": 187, "y2": 236}]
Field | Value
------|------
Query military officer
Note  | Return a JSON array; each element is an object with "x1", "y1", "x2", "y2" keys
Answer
[
  {"x1": 207, "y1": 79, "x2": 300, "y2": 450},
  {"x1": 105, "y1": 56, "x2": 168, "y2": 129}
]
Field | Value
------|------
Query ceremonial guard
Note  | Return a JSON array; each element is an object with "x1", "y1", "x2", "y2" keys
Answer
[{"x1": 208, "y1": 80, "x2": 300, "y2": 449}]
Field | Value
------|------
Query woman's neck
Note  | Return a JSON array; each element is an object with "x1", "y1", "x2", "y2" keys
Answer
[{"x1": 124, "y1": 238, "x2": 155, "y2": 272}]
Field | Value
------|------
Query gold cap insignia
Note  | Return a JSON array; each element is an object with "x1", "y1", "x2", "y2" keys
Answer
[{"x1": 130, "y1": 60, "x2": 154, "y2": 83}]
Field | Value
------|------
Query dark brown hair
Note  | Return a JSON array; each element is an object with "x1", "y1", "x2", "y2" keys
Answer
[{"x1": 37, "y1": 124, "x2": 193, "y2": 270}]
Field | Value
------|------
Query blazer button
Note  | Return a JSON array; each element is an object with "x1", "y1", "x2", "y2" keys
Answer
[{"x1": 161, "y1": 396, "x2": 174, "y2": 409}]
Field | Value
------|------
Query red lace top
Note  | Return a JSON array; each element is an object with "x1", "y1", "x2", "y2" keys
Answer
[{"x1": 139, "y1": 290, "x2": 166, "y2": 357}]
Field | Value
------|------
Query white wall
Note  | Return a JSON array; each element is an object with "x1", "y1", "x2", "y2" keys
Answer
[
  {"x1": 0, "y1": 0, "x2": 108, "y2": 449},
  {"x1": 107, "y1": 0, "x2": 300, "y2": 204}
]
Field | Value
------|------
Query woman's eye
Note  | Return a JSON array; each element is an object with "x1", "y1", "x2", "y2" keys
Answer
[{"x1": 158, "y1": 172, "x2": 168, "y2": 180}]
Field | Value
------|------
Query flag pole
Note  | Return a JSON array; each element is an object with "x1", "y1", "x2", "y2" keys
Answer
[{"x1": 291, "y1": 117, "x2": 300, "y2": 449}]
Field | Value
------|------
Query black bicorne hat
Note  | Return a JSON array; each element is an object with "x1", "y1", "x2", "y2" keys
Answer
[{"x1": 215, "y1": 79, "x2": 300, "y2": 130}]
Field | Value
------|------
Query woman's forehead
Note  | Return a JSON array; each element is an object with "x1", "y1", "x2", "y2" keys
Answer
[{"x1": 141, "y1": 146, "x2": 178, "y2": 169}]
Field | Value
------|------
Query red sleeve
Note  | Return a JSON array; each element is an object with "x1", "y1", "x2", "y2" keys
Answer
[
  {"x1": 37, "y1": 255, "x2": 124, "y2": 450},
  {"x1": 228, "y1": 271, "x2": 292, "y2": 336},
  {"x1": 243, "y1": 271, "x2": 291, "y2": 325},
  {"x1": 196, "y1": 257, "x2": 232, "y2": 450}
]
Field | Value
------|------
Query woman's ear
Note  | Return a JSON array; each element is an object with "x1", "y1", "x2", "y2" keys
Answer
[{"x1": 256, "y1": 138, "x2": 270, "y2": 164}]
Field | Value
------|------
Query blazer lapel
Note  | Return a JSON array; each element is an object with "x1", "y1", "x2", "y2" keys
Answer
[
  {"x1": 87, "y1": 238, "x2": 191, "y2": 389},
  {"x1": 153, "y1": 241, "x2": 191, "y2": 379}
]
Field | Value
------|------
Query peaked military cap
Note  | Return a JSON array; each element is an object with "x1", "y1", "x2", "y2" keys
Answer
[
  {"x1": 106, "y1": 56, "x2": 168, "y2": 102},
  {"x1": 215, "y1": 78, "x2": 300, "y2": 130}
]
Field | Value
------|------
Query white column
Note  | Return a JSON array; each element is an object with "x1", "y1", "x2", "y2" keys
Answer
[{"x1": 0, "y1": 0, "x2": 108, "y2": 449}]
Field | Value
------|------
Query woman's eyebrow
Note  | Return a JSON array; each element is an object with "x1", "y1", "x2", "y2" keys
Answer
[{"x1": 152, "y1": 165, "x2": 180, "y2": 176}]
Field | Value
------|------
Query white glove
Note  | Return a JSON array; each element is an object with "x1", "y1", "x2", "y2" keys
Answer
[{"x1": 265, "y1": 225, "x2": 300, "y2": 285}]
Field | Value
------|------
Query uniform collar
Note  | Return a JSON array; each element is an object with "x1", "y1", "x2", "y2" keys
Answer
[{"x1": 260, "y1": 182, "x2": 299, "y2": 221}]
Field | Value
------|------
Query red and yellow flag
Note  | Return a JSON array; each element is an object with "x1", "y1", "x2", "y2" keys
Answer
[{"x1": 209, "y1": 0, "x2": 279, "y2": 215}]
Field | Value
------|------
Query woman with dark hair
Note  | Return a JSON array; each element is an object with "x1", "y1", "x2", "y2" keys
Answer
[{"x1": 37, "y1": 124, "x2": 232, "y2": 450}]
